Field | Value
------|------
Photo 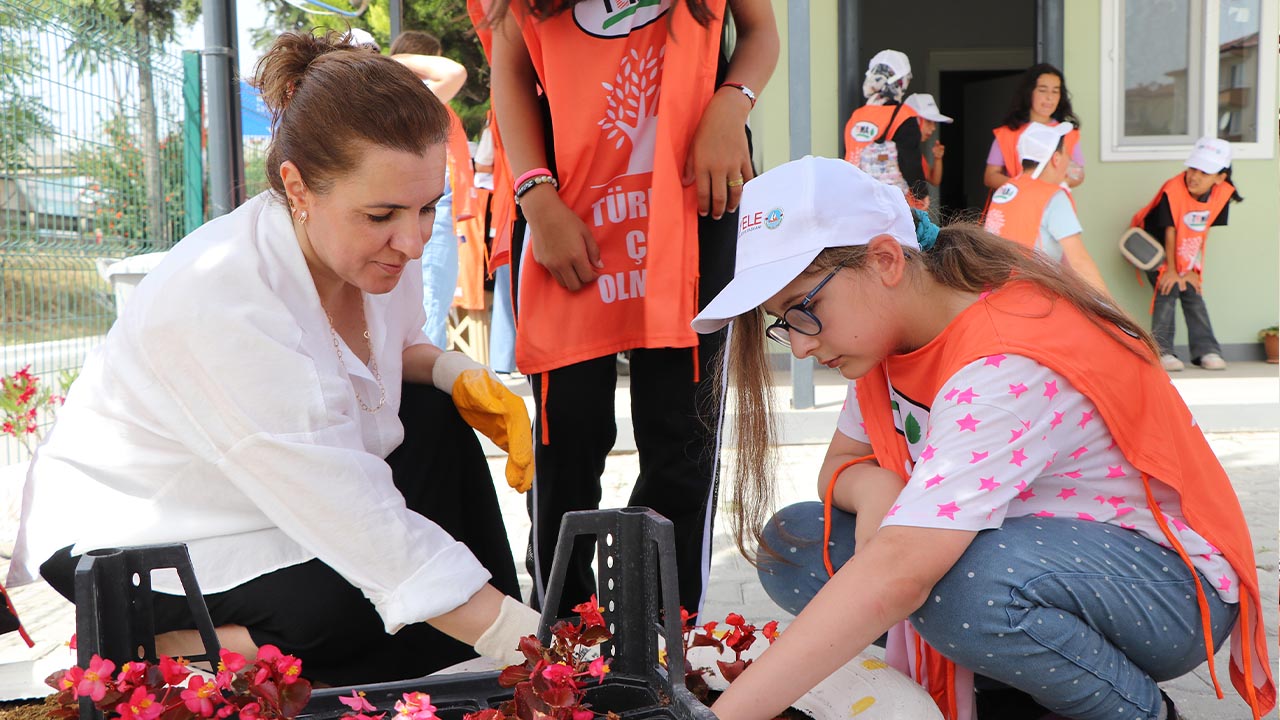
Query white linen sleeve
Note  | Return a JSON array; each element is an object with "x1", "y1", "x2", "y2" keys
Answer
[
  {"x1": 133, "y1": 286, "x2": 488, "y2": 634},
  {"x1": 835, "y1": 381, "x2": 870, "y2": 443}
]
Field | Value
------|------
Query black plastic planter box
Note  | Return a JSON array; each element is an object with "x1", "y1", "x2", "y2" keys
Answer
[{"x1": 73, "y1": 508, "x2": 715, "y2": 720}]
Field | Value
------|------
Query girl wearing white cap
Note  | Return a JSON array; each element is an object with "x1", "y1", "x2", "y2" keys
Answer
[
  {"x1": 693, "y1": 157, "x2": 1273, "y2": 720},
  {"x1": 842, "y1": 50, "x2": 929, "y2": 209},
  {"x1": 1130, "y1": 138, "x2": 1244, "y2": 372},
  {"x1": 903, "y1": 93, "x2": 952, "y2": 187},
  {"x1": 984, "y1": 63, "x2": 1084, "y2": 192}
]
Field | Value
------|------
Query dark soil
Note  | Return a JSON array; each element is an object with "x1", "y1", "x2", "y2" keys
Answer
[{"x1": 0, "y1": 695, "x2": 56, "y2": 720}]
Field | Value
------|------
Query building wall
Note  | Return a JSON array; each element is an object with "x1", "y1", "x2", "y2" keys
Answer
[{"x1": 1065, "y1": 1, "x2": 1280, "y2": 351}]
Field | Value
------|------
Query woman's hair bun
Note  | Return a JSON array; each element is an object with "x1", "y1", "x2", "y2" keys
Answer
[{"x1": 251, "y1": 30, "x2": 371, "y2": 119}]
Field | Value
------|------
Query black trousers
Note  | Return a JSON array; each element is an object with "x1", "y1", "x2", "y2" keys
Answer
[
  {"x1": 42, "y1": 383, "x2": 520, "y2": 686},
  {"x1": 521, "y1": 212, "x2": 736, "y2": 617}
]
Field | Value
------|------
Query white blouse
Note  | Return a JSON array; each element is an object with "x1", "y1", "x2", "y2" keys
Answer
[{"x1": 8, "y1": 192, "x2": 491, "y2": 633}]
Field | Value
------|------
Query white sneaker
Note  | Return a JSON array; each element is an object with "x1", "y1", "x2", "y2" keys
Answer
[
  {"x1": 1195, "y1": 352, "x2": 1227, "y2": 370},
  {"x1": 1160, "y1": 354, "x2": 1185, "y2": 372}
]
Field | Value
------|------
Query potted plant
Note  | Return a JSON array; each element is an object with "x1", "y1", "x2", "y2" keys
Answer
[{"x1": 1260, "y1": 326, "x2": 1279, "y2": 364}]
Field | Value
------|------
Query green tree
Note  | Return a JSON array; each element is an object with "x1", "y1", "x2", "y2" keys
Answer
[
  {"x1": 255, "y1": 0, "x2": 491, "y2": 137},
  {"x1": 0, "y1": 5, "x2": 54, "y2": 172}
]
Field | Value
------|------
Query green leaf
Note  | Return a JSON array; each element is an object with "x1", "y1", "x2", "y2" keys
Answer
[{"x1": 905, "y1": 412, "x2": 922, "y2": 445}]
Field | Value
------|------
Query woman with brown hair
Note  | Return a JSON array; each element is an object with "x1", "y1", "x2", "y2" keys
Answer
[
  {"x1": 691, "y1": 157, "x2": 1273, "y2": 720},
  {"x1": 10, "y1": 30, "x2": 538, "y2": 685}
]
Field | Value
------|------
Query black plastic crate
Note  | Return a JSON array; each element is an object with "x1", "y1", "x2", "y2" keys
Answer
[{"x1": 302, "y1": 507, "x2": 715, "y2": 720}]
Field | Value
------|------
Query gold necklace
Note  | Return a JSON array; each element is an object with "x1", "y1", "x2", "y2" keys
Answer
[{"x1": 327, "y1": 310, "x2": 386, "y2": 414}]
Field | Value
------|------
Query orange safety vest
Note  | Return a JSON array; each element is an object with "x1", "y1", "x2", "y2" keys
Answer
[
  {"x1": 855, "y1": 281, "x2": 1275, "y2": 720},
  {"x1": 992, "y1": 122, "x2": 1080, "y2": 178},
  {"x1": 981, "y1": 174, "x2": 1062, "y2": 250},
  {"x1": 444, "y1": 106, "x2": 477, "y2": 224},
  {"x1": 843, "y1": 103, "x2": 919, "y2": 166},
  {"x1": 454, "y1": 186, "x2": 491, "y2": 311},
  {"x1": 507, "y1": 0, "x2": 723, "y2": 374},
  {"x1": 1130, "y1": 174, "x2": 1234, "y2": 277},
  {"x1": 465, "y1": 0, "x2": 518, "y2": 272}
]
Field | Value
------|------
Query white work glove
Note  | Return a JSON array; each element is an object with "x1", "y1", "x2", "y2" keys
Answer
[
  {"x1": 474, "y1": 595, "x2": 541, "y2": 667},
  {"x1": 432, "y1": 351, "x2": 534, "y2": 493}
]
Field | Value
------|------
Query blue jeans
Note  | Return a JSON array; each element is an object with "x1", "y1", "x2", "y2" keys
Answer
[
  {"x1": 489, "y1": 263, "x2": 517, "y2": 373},
  {"x1": 421, "y1": 183, "x2": 458, "y2": 349},
  {"x1": 758, "y1": 503, "x2": 1236, "y2": 720},
  {"x1": 1145, "y1": 271, "x2": 1221, "y2": 361}
]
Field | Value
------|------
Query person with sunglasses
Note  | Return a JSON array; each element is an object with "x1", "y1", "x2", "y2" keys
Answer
[{"x1": 689, "y1": 157, "x2": 1273, "y2": 720}]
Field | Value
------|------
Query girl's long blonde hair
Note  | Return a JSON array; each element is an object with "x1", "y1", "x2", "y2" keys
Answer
[{"x1": 720, "y1": 221, "x2": 1158, "y2": 563}]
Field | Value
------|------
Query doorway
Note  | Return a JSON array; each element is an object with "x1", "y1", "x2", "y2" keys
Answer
[{"x1": 938, "y1": 69, "x2": 1025, "y2": 216}]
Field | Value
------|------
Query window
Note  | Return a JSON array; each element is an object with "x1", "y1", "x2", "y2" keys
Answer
[{"x1": 1101, "y1": 0, "x2": 1277, "y2": 161}]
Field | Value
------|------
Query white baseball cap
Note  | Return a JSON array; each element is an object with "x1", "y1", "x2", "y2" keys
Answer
[
  {"x1": 904, "y1": 93, "x2": 953, "y2": 123},
  {"x1": 1185, "y1": 137, "x2": 1232, "y2": 174},
  {"x1": 691, "y1": 156, "x2": 918, "y2": 334},
  {"x1": 1017, "y1": 121, "x2": 1074, "y2": 179},
  {"x1": 345, "y1": 28, "x2": 381, "y2": 51},
  {"x1": 866, "y1": 50, "x2": 912, "y2": 84}
]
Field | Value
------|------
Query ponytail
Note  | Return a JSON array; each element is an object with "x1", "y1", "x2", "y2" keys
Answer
[{"x1": 1223, "y1": 166, "x2": 1245, "y2": 203}]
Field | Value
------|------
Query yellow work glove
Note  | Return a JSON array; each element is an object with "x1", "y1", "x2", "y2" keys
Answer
[{"x1": 433, "y1": 351, "x2": 534, "y2": 492}]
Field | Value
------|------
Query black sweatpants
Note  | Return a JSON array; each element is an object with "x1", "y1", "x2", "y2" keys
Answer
[
  {"x1": 519, "y1": 212, "x2": 736, "y2": 618},
  {"x1": 42, "y1": 382, "x2": 520, "y2": 686}
]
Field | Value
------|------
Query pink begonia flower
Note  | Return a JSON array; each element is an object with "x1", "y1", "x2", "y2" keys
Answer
[
  {"x1": 587, "y1": 657, "x2": 609, "y2": 679},
  {"x1": 395, "y1": 691, "x2": 437, "y2": 720},
  {"x1": 572, "y1": 709, "x2": 594, "y2": 720},
  {"x1": 182, "y1": 676, "x2": 221, "y2": 717},
  {"x1": 116, "y1": 686, "x2": 163, "y2": 720},
  {"x1": 219, "y1": 648, "x2": 248, "y2": 673},
  {"x1": 239, "y1": 702, "x2": 263, "y2": 720},
  {"x1": 159, "y1": 656, "x2": 191, "y2": 685},
  {"x1": 277, "y1": 655, "x2": 303, "y2": 684},
  {"x1": 115, "y1": 661, "x2": 147, "y2": 692},
  {"x1": 77, "y1": 655, "x2": 116, "y2": 702},
  {"x1": 541, "y1": 663, "x2": 575, "y2": 686},
  {"x1": 340, "y1": 691, "x2": 377, "y2": 713},
  {"x1": 58, "y1": 666, "x2": 84, "y2": 694}
]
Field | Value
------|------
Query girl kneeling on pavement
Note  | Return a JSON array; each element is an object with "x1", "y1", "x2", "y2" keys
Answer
[{"x1": 691, "y1": 157, "x2": 1273, "y2": 720}]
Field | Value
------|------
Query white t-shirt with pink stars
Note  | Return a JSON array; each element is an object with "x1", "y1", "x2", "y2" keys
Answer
[{"x1": 837, "y1": 353, "x2": 1238, "y2": 603}]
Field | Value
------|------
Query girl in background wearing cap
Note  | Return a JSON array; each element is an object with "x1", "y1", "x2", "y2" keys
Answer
[
  {"x1": 10, "y1": 31, "x2": 541, "y2": 685},
  {"x1": 904, "y1": 93, "x2": 951, "y2": 188},
  {"x1": 487, "y1": 0, "x2": 778, "y2": 617},
  {"x1": 693, "y1": 157, "x2": 1273, "y2": 720},
  {"x1": 984, "y1": 63, "x2": 1084, "y2": 192},
  {"x1": 1130, "y1": 138, "x2": 1243, "y2": 372},
  {"x1": 843, "y1": 50, "x2": 929, "y2": 209}
]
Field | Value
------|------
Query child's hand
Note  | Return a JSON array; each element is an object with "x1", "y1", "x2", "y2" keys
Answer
[
  {"x1": 931, "y1": 143, "x2": 945, "y2": 160},
  {"x1": 1156, "y1": 271, "x2": 1181, "y2": 294},
  {"x1": 1183, "y1": 271, "x2": 1202, "y2": 292}
]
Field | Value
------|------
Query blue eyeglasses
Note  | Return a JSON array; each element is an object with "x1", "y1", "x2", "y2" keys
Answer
[{"x1": 765, "y1": 266, "x2": 843, "y2": 347}]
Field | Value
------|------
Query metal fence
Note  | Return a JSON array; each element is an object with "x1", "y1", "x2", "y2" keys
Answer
[{"x1": 0, "y1": 0, "x2": 199, "y2": 463}]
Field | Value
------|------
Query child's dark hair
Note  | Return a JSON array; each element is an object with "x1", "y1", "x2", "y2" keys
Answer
[
  {"x1": 1222, "y1": 166, "x2": 1245, "y2": 203},
  {"x1": 1000, "y1": 63, "x2": 1080, "y2": 130},
  {"x1": 389, "y1": 29, "x2": 442, "y2": 56}
]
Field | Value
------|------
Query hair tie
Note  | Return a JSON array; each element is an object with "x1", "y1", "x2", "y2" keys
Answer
[{"x1": 911, "y1": 208, "x2": 939, "y2": 250}]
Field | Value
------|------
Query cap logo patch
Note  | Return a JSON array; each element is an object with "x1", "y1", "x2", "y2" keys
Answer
[
  {"x1": 990, "y1": 184, "x2": 1019, "y2": 204},
  {"x1": 765, "y1": 208, "x2": 784, "y2": 229},
  {"x1": 851, "y1": 121, "x2": 880, "y2": 142}
]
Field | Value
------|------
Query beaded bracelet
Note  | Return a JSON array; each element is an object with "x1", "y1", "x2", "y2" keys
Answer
[
  {"x1": 515, "y1": 174, "x2": 558, "y2": 201},
  {"x1": 718, "y1": 82, "x2": 757, "y2": 108}
]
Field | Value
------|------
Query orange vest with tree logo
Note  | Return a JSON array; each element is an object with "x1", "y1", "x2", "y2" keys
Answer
[
  {"x1": 467, "y1": 0, "x2": 518, "y2": 272},
  {"x1": 508, "y1": 0, "x2": 724, "y2": 374},
  {"x1": 843, "y1": 103, "x2": 918, "y2": 166},
  {"x1": 981, "y1": 174, "x2": 1062, "y2": 250},
  {"x1": 992, "y1": 122, "x2": 1079, "y2": 178},
  {"x1": 856, "y1": 282, "x2": 1275, "y2": 720},
  {"x1": 1130, "y1": 174, "x2": 1234, "y2": 277}
]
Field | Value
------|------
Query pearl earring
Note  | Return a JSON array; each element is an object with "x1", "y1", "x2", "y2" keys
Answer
[{"x1": 298, "y1": 210, "x2": 308, "y2": 224}]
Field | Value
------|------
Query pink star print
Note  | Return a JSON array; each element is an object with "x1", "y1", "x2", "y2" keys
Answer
[
  {"x1": 1069, "y1": 446, "x2": 1089, "y2": 460},
  {"x1": 970, "y1": 451, "x2": 989, "y2": 464},
  {"x1": 936, "y1": 501, "x2": 961, "y2": 520},
  {"x1": 1106, "y1": 465, "x2": 1127, "y2": 478},
  {"x1": 1057, "y1": 487, "x2": 1078, "y2": 500},
  {"x1": 1009, "y1": 448, "x2": 1028, "y2": 467},
  {"x1": 919, "y1": 444, "x2": 936, "y2": 461},
  {"x1": 956, "y1": 387, "x2": 979, "y2": 404},
  {"x1": 1217, "y1": 576, "x2": 1232, "y2": 592},
  {"x1": 1169, "y1": 517, "x2": 1190, "y2": 532},
  {"x1": 859, "y1": 421, "x2": 867, "y2": 435},
  {"x1": 1009, "y1": 427, "x2": 1026, "y2": 443},
  {"x1": 1093, "y1": 494, "x2": 1107, "y2": 504},
  {"x1": 1014, "y1": 480, "x2": 1028, "y2": 492},
  {"x1": 1120, "y1": 523, "x2": 1136, "y2": 530},
  {"x1": 1107, "y1": 496, "x2": 1126, "y2": 508},
  {"x1": 1043, "y1": 380, "x2": 1059, "y2": 399},
  {"x1": 1078, "y1": 410, "x2": 1095, "y2": 429},
  {"x1": 956, "y1": 414, "x2": 981, "y2": 432},
  {"x1": 924, "y1": 474, "x2": 945, "y2": 488},
  {"x1": 885, "y1": 504, "x2": 901, "y2": 518},
  {"x1": 978, "y1": 476, "x2": 1000, "y2": 492},
  {"x1": 1008, "y1": 382, "x2": 1028, "y2": 398},
  {"x1": 1061, "y1": 470, "x2": 1083, "y2": 479},
  {"x1": 984, "y1": 354, "x2": 1007, "y2": 367},
  {"x1": 1016, "y1": 488, "x2": 1036, "y2": 502},
  {"x1": 944, "y1": 388, "x2": 959, "y2": 401},
  {"x1": 1115, "y1": 507, "x2": 1136, "y2": 517},
  {"x1": 1049, "y1": 411, "x2": 1065, "y2": 429},
  {"x1": 1032, "y1": 510, "x2": 1055, "y2": 518},
  {"x1": 1076, "y1": 512, "x2": 1096, "y2": 521}
]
